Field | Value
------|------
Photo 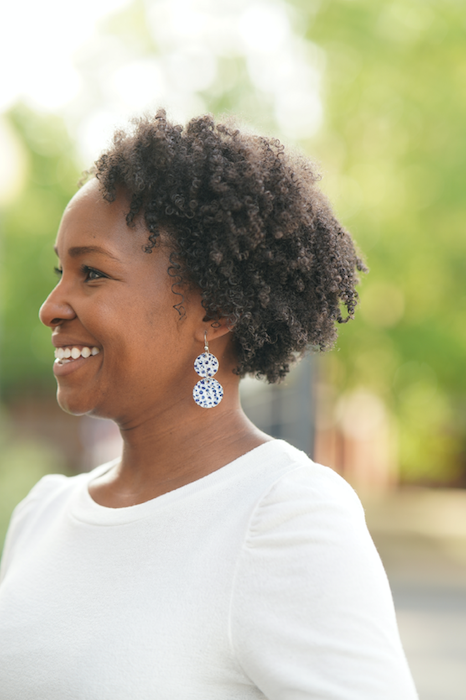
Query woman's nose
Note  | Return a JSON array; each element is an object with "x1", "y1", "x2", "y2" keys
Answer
[{"x1": 39, "y1": 286, "x2": 77, "y2": 328}]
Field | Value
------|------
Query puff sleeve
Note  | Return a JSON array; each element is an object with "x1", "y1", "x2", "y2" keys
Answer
[{"x1": 229, "y1": 465, "x2": 418, "y2": 700}]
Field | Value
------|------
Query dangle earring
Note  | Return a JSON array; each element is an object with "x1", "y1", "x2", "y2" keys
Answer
[{"x1": 193, "y1": 332, "x2": 224, "y2": 408}]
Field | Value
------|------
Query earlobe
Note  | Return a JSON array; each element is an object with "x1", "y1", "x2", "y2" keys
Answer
[
  {"x1": 196, "y1": 319, "x2": 232, "y2": 345},
  {"x1": 210, "y1": 319, "x2": 235, "y2": 332},
  {"x1": 196, "y1": 306, "x2": 232, "y2": 339}
]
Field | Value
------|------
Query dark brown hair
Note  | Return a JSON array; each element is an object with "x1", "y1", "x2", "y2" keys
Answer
[{"x1": 91, "y1": 110, "x2": 366, "y2": 382}]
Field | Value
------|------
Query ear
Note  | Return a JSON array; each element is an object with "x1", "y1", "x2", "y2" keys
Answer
[{"x1": 195, "y1": 314, "x2": 233, "y2": 345}]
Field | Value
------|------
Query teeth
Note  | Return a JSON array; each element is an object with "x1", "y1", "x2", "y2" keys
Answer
[{"x1": 54, "y1": 346, "x2": 100, "y2": 361}]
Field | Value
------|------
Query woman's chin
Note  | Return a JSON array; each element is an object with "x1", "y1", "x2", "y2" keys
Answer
[
  {"x1": 56, "y1": 387, "x2": 117, "y2": 420},
  {"x1": 56, "y1": 388, "x2": 97, "y2": 417}
]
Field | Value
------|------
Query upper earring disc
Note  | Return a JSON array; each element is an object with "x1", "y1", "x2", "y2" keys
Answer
[{"x1": 194, "y1": 352, "x2": 219, "y2": 378}]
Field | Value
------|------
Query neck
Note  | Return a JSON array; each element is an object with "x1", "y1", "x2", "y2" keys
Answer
[{"x1": 88, "y1": 382, "x2": 271, "y2": 507}]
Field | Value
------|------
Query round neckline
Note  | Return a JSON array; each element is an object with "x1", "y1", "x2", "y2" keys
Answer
[{"x1": 71, "y1": 439, "x2": 288, "y2": 526}]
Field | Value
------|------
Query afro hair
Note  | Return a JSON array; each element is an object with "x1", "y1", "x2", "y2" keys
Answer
[{"x1": 90, "y1": 110, "x2": 367, "y2": 383}]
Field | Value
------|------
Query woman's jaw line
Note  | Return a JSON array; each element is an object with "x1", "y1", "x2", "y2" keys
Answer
[{"x1": 55, "y1": 368, "x2": 241, "y2": 428}]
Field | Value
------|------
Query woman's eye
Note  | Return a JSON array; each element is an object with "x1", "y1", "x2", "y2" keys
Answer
[
  {"x1": 54, "y1": 267, "x2": 63, "y2": 278},
  {"x1": 82, "y1": 265, "x2": 107, "y2": 281}
]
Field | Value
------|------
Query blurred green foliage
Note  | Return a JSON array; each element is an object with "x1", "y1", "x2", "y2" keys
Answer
[
  {"x1": 305, "y1": 0, "x2": 466, "y2": 484},
  {"x1": 0, "y1": 0, "x2": 464, "y2": 486},
  {"x1": 0, "y1": 106, "x2": 80, "y2": 396}
]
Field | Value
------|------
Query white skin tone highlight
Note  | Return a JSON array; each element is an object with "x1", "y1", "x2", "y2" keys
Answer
[{"x1": 40, "y1": 180, "x2": 270, "y2": 507}]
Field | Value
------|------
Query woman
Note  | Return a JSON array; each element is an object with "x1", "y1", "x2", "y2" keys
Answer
[{"x1": 0, "y1": 112, "x2": 418, "y2": 699}]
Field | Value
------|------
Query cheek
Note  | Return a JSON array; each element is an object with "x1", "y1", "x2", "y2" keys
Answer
[
  {"x1": 90, "y1": 296, "x2": 146, "y2": 342},
  {"x1": 142, "y1": 288, "x2": 191, "y2": 348},
  {"x1": 103, "y1": 301, "x2": 180, "y2": 379},
  {"x1": 82, "y1": 278, "x2": 194, "y2": 378}
]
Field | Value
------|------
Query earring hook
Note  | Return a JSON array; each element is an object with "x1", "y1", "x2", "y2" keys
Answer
[{"x1": 204, "y1": 331, "x2": 209, "y2": 353}]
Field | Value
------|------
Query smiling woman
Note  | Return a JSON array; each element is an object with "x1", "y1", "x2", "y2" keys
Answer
[{"x1": 0, "y1": 111, "x2": 418, "y2": 700}]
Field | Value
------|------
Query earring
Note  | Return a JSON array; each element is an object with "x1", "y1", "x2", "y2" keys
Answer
[{"x1": 193, "y1": 332, "x2": 224, "y2": 408}]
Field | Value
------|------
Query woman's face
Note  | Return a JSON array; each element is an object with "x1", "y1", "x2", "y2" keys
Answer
[{"x1": 40, "y1": 180, "x2": 208, "y2": 422}]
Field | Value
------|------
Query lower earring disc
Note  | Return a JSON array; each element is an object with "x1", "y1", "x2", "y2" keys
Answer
[{"x1": 193, "y1": 378, "x2": 224, "y2": 408}]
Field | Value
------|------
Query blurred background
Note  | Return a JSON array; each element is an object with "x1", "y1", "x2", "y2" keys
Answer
[{"x1": 0, "y1": 0, "x2": 465, "y2": 696}]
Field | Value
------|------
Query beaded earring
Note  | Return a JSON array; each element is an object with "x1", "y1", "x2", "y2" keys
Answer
[{"x1": 193, "y1": 332, "x2": 224, "y2": 408}]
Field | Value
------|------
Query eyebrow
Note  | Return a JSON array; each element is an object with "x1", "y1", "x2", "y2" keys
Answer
[{"x1": 53, "y1": 245, "x2": 122, "y2": 262}]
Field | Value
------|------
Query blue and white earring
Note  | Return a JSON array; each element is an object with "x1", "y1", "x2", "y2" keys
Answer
[{"x1": 193, "y1": 332, "x2": 224, "y2": 408}]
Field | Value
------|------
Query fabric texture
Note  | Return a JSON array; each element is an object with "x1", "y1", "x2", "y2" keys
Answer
[{"x1": 0, "y1": 439, "x2": 418, "y2": 699}]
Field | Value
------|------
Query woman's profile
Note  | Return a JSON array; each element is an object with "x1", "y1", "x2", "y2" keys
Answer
[{"x1": 0, "y1": 111, "x2": 418, "y2": 699}]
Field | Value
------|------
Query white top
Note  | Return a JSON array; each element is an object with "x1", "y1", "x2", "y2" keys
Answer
[{"x1": 0, "y1": 440, "x2": 418, "y2": 699}]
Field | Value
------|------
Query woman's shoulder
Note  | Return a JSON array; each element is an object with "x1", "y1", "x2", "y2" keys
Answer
[
  {"x1": 18, "y1": 471, "x2": 70, "y2": 507},
  {"x1": 0, "y1": 462, "x2": 114, "y2": 579},
  {"x1": 5, "y1": 472, "x2": 73, "y2": 538},
  {"x1": 10, "y1": 462, "x2": 108, "y2": 521},
  {"x1": 245, "y1": 439, "x2": 366, "y2": 540},
  {"x1": 254, "y1": 439, "x2": 361, "y2": 507}
]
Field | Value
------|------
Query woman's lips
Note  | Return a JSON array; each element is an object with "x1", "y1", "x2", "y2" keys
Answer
[{"x1": 53, "y1": 347, "x2": 101, "y2": 377}]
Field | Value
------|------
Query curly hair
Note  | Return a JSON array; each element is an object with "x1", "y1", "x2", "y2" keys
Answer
[{"x1": 90, "y1": 109, "x2": 367, "y2": 383}]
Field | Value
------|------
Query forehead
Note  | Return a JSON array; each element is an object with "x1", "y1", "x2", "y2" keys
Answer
[{"x1": 56, "y1": 180, "x2": 147, "y2": 256}]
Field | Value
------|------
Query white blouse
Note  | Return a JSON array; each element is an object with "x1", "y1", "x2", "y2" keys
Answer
[{"x1": 0, "y1": 440, "x2": 418, "y2": 699}]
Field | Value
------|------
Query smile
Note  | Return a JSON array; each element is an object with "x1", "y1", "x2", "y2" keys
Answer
[{"x1": 54, "y1": 346, "x2": 100, "y2": 364}]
